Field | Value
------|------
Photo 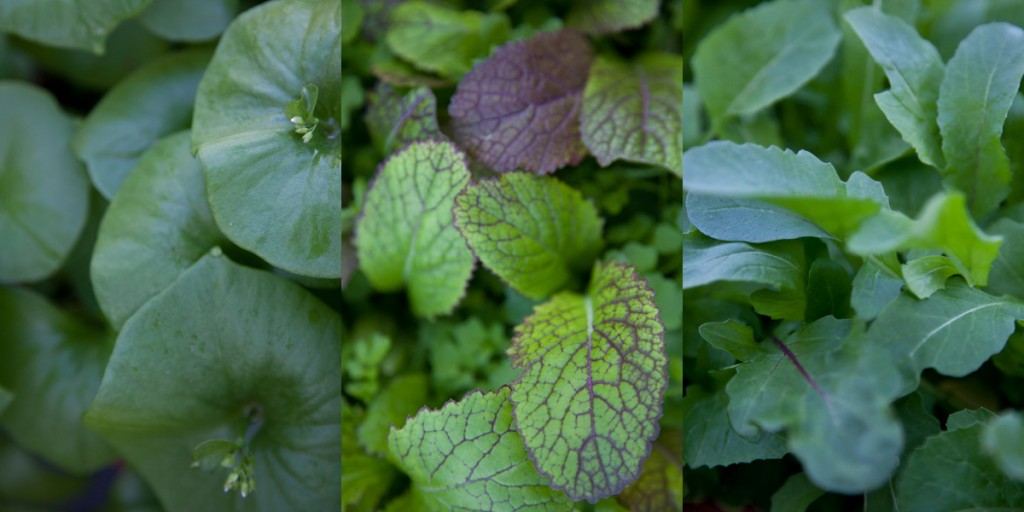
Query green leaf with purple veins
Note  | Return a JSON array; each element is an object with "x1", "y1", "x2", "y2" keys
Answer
[
  {"x1": 616, "y1": 429, "x2": 682, "y2": 512},
  {"x1": 509, "y1": 262, "x2": 667, "y2": 503},
  {"x1": 453, "y1": 172, "x2": 603, "y2": 299},
  {"x1": 449, "y1": 29, "x2": 593, "y2": 174},
  {"x1": 387, "y1": 387, "x2": 574, "y2": 512},
  {"x1": 364, "y1": 82, "x2": 446, "y2": 155},
  {"x1": 355, "y1": 140, "x2": 474, "y2": 318},
  {"x1": 566, "y1": 0, "x2": 660, "y2": 35},
  {"x1": 581, "y1": 53, "x2": 682, "y2": 176}
]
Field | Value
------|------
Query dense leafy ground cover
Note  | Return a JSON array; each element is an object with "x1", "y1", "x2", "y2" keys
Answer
[
  {"x1": 683, "y1": 0, "x2": 1024, "y2": 509},
  {"x1": 341, "y1": 0, "x2": 683, "y2": 509},
  {"x1": 0, "y1": 0, "x2": 341, "y2": 510}
]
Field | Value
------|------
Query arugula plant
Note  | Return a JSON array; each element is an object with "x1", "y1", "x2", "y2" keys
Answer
[
  {"x1": 684, "y1": 0, "x2": 1024, "y2": 509},
  {"x1": 0, "y1": 0, "x2": 340, "y2": 510},
  {"x1": 342, "y1": 0, "x2": 683, "y2": 509}
]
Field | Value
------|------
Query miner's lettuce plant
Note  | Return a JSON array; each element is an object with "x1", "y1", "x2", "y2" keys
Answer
[
  {"x1": 684, "y1": 0, "x2": 1024, "y2": 509},
  {"x1": 343, "y1": 0, "x2": 682, "y2": 509}
]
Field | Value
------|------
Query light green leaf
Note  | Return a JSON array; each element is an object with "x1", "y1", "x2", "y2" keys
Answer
[
  {"x1": 896, "y1": 422, "x2": 1024, "y2": 511},
  {"x1": 617, "y1": 430, "x2": 683, "y2": 512},
  {"x1": 356, "y1": 374, "x2": 428, "y2": 456},
  {"x1": 726, "y1": 319, "x2": 905, "y2": 493},
  {"x1": 364, "y1": 82, "x2": 446, "y2": 155},
  {"x1": 682, "y1": 233, "x2": 807, "y2": 320},
  {"x1": 938, "y1": 22, "x2": 1024, "y2": 217},
  {"x1": 192, "y1": 0, "x2": 341, "y2": 278},
  {"x1": 844, "y1": 7, "x2": 945, "y2": 168},
  {"x1": 902, "y1": 255, "x2": 959, "y2": 299},
  {"x1": 355, "y1": 140, "x2": 474, "y2": 318},
  {"x1": 983, "y1": 411, "x2": 1024, "y2": 481},
  {"x1": 73, "y1": 50, "x2": 209, "y2": 199},
  {"x1": 848, "y1": 192, "x2": 1002, "y2": 287},
  {"x1": 770, "y1": 473, "x2": 825, "y2": 512},
  {"x1": 84, "y1": 252, "x2": 341, "y2": 511},
  {"x1": 386, "y1": 1, "x2": 510, "y2": 79},
  {"x1": 988, "y1": 218, "x2": 1024, "y2": 299},
  {"x1": 869, "y1": 281, "x2": 1024, "y2": 385},
  {"x1": 683, "y1": 391, "x2": 788, "y2": 468},
  {"x1": 581, "y1": 53, "x2": 683, "y2": 176},
  {"x1": 0, "y1": 0, "x2": 152, "y2": 53},
  {"x1": 0, "y1": 82, "x2": 88, "y2": 283},
  {"x1": 91, "y1": 131, "x2": 224, "y2": 331},
  {"x1": 453, "y1": 172, "x2": 603, "y2": 299},
  {"x1": 0, "y1": 287, "x2": 116, "y2": 475},
  {"x1": 692, "y1": 0, "x2": 840, "y2": 129},
  {"x1": 685, "y1": 194, "x2": 834, "y2": 243},
  {"x1": 138, "y1": 0, "x2": 237, "y2": 42},
  {"x1": 682, "y1": 142, "x2": 884, "y2": 238},
  {"x1": 850, "y1": 254, "x2": 904, "y2": 320},
  {"x1": 387, "y1": 387, "x2": 574, "y2": 511},
  {"x1": 565, "y1": 0, "x2": 659, "y2": 35},
  {"x1": 509, "y1": 262, "x2": 667, "y2": 502},
  {"x1": 697, "y1": 320, "x2": 764, "y2": 362}
]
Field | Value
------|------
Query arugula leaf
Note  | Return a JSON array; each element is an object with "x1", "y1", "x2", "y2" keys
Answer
[
  {"x1": 849, "y1": 254, "x2": 904, "y2": 320},
  {"x1": 982, "y1": 411, "x2": 1024, "y2": 481},
  {"x1": 509, "y1": 262, "x2": 667, "y2": 502},
  {"x1": 770, "y1": 473, "x2": 825, "y2": 512},
  {"x1": 685, "y1": 194, "x2": 834, "y2": 243},
  {"x1": 355, "y1": 140, "x2": 474, "y2": 318},
  {"x1": 988, "y1": 218, "x2": 1024, "y2": 299},
  {"x1": 901, "y1": 255, "x2": 960, "y2": 299},
  {"x1": 453, "y1": 172, "x2": 603, "y2": 299},
  {"x1": 683, "y1": 390, "x2": 788, "y2": 468}
]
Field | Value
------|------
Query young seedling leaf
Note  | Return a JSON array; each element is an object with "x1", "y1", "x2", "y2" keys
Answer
[
  {"x1": 0, "y1": 0, "x2": 152, "y2": 53},
  {"x1": 387, "y1": 387, "x2": 574, "y2": 511},
  {"x1": 449, "y1": 29, "x2": 593, "y2": 174},
  {"x1": 692, "y1": 0, "x2": 840, "y2": 130},
  {"x1": 581, "y1": 53, "x2": 683, "y2": 176},
  {"x1": 938, "y1": 22, "x2": 1024, "y2": 218},
  {"x1": 509, "y1": 262, "x2": 667, "y2": 502},
  {"x1": 0, "y1": 287, "x2": 117, "y2": 475},
  {"x1": 848, "y1": 192, "x2": 1002, "y2": 287},
  {"x1": 84, "y1": 251, "x2": 341, "y2": 511},
  {"x1": 73, "y1": 50, "x2": 210, "y2": 199},
  {"x1": 566, "y1": 0, "x2": 659, "y2": 35},
  {"x1": 191, "y1": 0, "x2": 341, "y2": 278},
  {"x1": 0, "y1": 82, "x2": 88, "y2": 284},
  {"x1": 386, "y1": 1, "x2": 510, "y2": 79},
  {"x1": 844, "y1": 7, "x2": 946, "y2": 169},
  {"x1": 682, "y1": 142, "x2": 884, "y2": 238},
  {"x1": 91, "y1": 131, "x2": 224, "y2": 331},
  {"x1": 726, "y1": 318, "x2": 905, "y2": 493},
  {"x1": 364, "y1": 82, "x2": 446, "y2": 155},
  {"x1": 355, "y1": 140, "x2": 474, "y2": 318},
  {"x1": 453, "y1": 172, "x2": 603, "y2": 299}
]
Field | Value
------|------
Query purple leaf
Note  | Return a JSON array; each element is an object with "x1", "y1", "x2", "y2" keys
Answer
[{"x1": 449, "y1": 29, "x2": 594, "y2": 174}]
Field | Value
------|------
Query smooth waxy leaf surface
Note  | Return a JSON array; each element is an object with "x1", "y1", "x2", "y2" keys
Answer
[
  {"x1": 449, "y1": 29, "x2": 593, "y2": 174},
  {"x1": 896, "y1": 422, "x2": 1024, "y2": 511},
  {"x1": 726, "y1": 319, "x2": 904, "y2": 493},
  {"x1": 73, "y1": 50, "x2": 209, "y2": 199},
  {"x1": 0, "y1": 82, "x2": 88, "y2": 283},
  {"x1": 683, "y1": 390, "x2": 788, "y2": 468},
  {"x1": 509, "y1": 262, "x2": 667, "y2": 502},
  {"x1": 85, "y1": 252, "x2": 341, "y2": 511},
  {"x1": 364, "y1": 82, "x2": 446, "y2": 155},
  {"x1": 983, "y1": 411, "x2": 1024, "y2": 480},
  {"x1": 453, "y1": 172, "x2": 603, "y2": 299},
  {"x1": 0, "y1": 0, "x2": 152, "y2": 53},
  {"x1": 692, "y1": 0, "x2": 840, "y2": 128},
  {"x1": 848, "y1": 192, "x2": 1002, "y2": 287},
  {"x1": 386, "y1": 1, "x2": 509, "y2": 79},
  {"x1": 938, "y1": 22, "x2": 1024, "y2": 217},
  {"x1": 845, "y1": 7, "x2": 946, "y2": 168},
  {"x1": 902, "y1": 255, "x2": 959, "y2": 299},
  {"x1": 356, "y1": 373, "x2": 427, "y2": 456},
  {"x1": 355, "y1": 140, "x2": 474, "y2": 318},
  {"x1": 566, "y1": 0, "x2": 658, "y2": 35},
  {"x1": 0, "y1": 287, "x2": 116, "y2": 474},
  {"x1": 581, "y1": 53, "x2": 682, "y2": 176},
  {"x1": 91, "y1": 131, "x2": 223, "y2": 331},
  {"x1": 138, "y1": 0, "x2": 236, "y2": 41},
  {"x1": 685, "y1": 194, "x2": 833, "y2": 243},
  {"x1": 683, "y1": 142, "x2": 884, "y2": 238},
  {"x1": 869, "y1": 281, "x2": 1024, "y2": 385},
  {"x1": 192, "y1": 0, "x2": 341, "y2": 278},
  {"x1": 387, "y1": 387, "x2": 574, "y2": 511}
]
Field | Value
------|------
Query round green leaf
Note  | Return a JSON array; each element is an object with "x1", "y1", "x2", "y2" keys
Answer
[
  {"x1": 73, "y1": 50, "x2": 210, "y2": 199},
  {"x1": 138, "y1": 0, "x2": 238, "y2": 42},
  {"x1": 509, "y1": 262, "x2": 668, "y2": 503},
  {"x1": 91, "y1": 131, "x2": 224, "y2": 331},
  {"x1": 84, "y1": 251, "x2": 341, "y2": 511},
  {"x1": 0, "y1": 0, "x2": 153, "y2": 53},
  {"x1": 192, "y1": 0, "x2": 341, "y2": 278},
  {"x1": 0, "y1": 81, "x2": 89, "y2": 283},
  {"x1": 0, "y1": 287, "x2": 116, "y2": 474}
]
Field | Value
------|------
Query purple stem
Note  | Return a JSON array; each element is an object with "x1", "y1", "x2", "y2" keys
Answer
[{"x1": 771, "y1": 337, "x2": 830, "y2": 403}]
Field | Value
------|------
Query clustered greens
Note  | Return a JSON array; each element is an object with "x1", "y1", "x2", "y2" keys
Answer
[
  {"x1": 684, "y1": 0, "x2": 1024, "y2": 509},
  {"x1": 342, "y1": 0, "x2": 682, "y2": 509}
]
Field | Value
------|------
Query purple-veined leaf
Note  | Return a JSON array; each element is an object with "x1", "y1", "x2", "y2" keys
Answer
[{"x1": 364, "y1": 82, "x2": 446, "y2": 155}]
